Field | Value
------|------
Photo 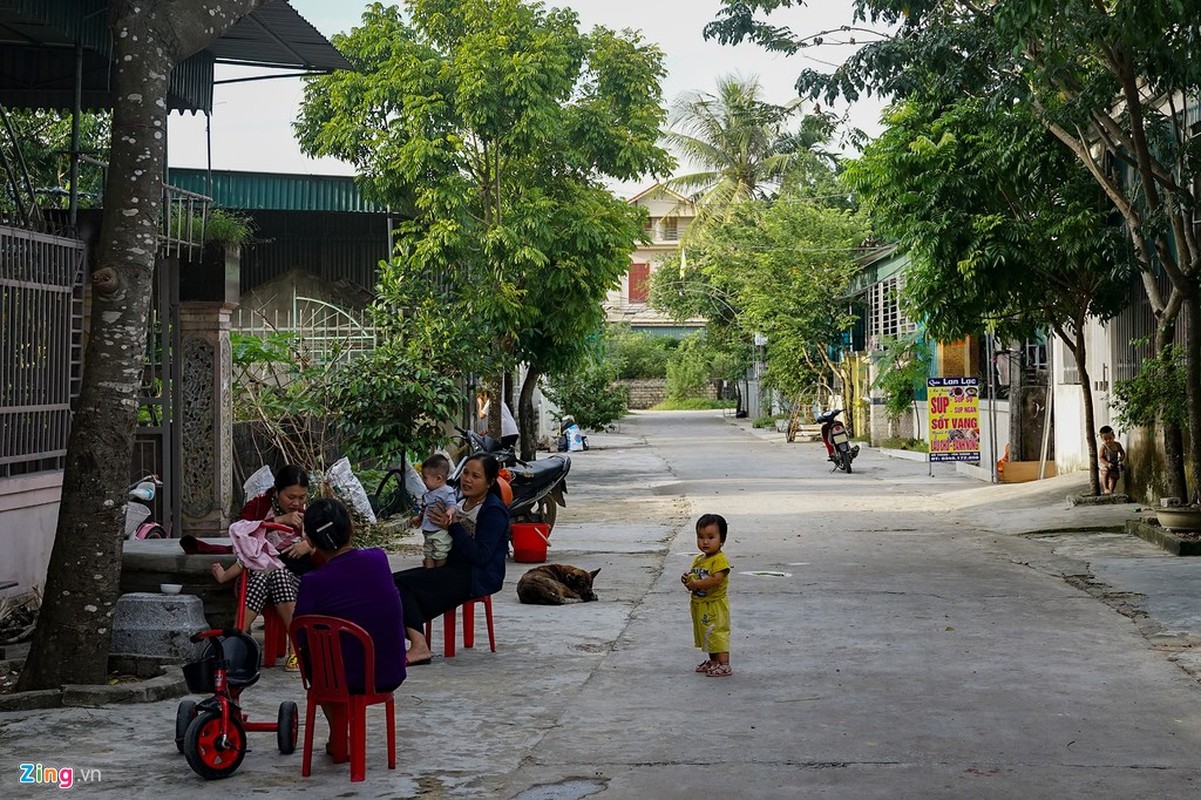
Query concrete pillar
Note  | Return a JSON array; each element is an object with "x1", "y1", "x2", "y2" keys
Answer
[{"x1": 178, "y1": 243, "x2": 240, "y2": 536}]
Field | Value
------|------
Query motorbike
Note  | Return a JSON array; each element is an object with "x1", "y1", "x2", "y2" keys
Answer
[
  {"x1": 125, "y1": 474, "x2": 168, "y2": 539},
  {"x1": 450, "y1": 427, "x2": 570, "y2": 530},
  {"x1": 816, "y1": 409, "x2": 859, "y2": 473}
]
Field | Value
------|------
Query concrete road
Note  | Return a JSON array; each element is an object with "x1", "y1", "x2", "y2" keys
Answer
[{"x1": 4, "y1": 410, "x2": 1201, "y2": 799}]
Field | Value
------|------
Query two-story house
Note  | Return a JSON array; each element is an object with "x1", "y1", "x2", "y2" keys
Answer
[{"x1": 604, "y1": 183, "x2": 705, "y2": 336}]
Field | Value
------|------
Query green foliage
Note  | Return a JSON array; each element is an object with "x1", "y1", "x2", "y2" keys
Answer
[
  {"x1": 662, "y1": 74, "x2": 838, "y2": 216},
  {"x1": 605, "y1": 325, "x2": 674, "y2": 380},
  {"x1": 1112, "y1": 345, "x2": 1189, "y2": 429},
  {"x1": 295, "y1": 0, "x2": 673, "y2": 414},
  {"x1": 653, "y1": 397, "x2": 735, "y2": 411},
  {"x1": 205, "y1": 209, "x2": 255, "y2": 245},
  {"x1": 878, "y1": 436, "x2": 929, "y2": 453},
  {"x1": 751, "y1": 416, "x2": 776, "y2": 428},
  {"x1": 5, "y1": 109, "x2": 111, "y2": 211},
  {"x1": 653, "y1": 188, "x2": 869, "y2": 405},
  {"x1": 843, "y1": 97, "x2": 1134, "y2": 344},
  {"x1": 544, "y1": 353, "x2": 629, "y2": 431},
  {"x1": 872, "y1": 334, "x2": 933, "y2": 420},
  {"x1": 230, "y1": 331, "x2": 342, "y2": 471},
  {"x1": 665, "y1": 332, "x2": 727, "y2": 401}
]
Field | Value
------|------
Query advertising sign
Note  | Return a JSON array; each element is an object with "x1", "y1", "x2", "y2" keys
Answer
[{"x1": 927, "y1": 377, "x2": 981, "y2": 462}]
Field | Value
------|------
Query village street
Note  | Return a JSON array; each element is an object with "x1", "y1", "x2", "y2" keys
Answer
[{"x1": 5, "y1": 410, "x2": 1201, "y2": 799}]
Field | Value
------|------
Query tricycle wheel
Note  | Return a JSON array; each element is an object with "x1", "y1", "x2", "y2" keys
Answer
[
  {"x1": 175, "y1": 699, "x2": 197, "y2": 753},
  {"x1": 183, "y1": 709, "x2": 246, "y2": 779},
  {"x1": 277, "y1": 700, "x2": 299, "y2": 755}
]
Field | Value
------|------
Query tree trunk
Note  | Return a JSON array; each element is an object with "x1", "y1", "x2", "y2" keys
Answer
[
  {"x1": 518, "y1": 367, "x2": 542, "y2": 461},
  {"x1": 1061, "y1": 331, "x2": 1101, "y2": 496},
  {"x1": 17, "y1": 0, "x2": 267, "y2": 692},
  {"x1": 1155, "y1": 319, "x2": 1189, "y2": 500}
]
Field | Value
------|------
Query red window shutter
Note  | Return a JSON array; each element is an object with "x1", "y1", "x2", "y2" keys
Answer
[{"x1": 628, "y1": 262, "x2": 650, "y2": 303}]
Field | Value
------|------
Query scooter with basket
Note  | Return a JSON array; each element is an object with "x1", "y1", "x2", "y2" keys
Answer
[{"x1": 175, "y1": 523, "x2": 299, "y2": 780}]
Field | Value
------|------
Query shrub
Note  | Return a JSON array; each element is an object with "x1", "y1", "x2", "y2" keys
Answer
[
  {"x1": 545, "y1": 357, "x2": 629, "y2": 431},
  {"x1": 606, "y1": 325, "x2": 674, "y2": 379}
]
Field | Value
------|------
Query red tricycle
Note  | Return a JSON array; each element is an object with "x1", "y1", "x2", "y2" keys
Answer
[{"x1": 175, "y1": 566, "x2": 299, "y2": 779}]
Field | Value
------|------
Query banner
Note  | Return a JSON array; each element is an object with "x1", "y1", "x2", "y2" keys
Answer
[{"x1": 927, "y1": 377, "x2": 981, "y2": 462}]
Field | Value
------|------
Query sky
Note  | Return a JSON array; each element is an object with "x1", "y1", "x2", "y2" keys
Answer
[{"x1": 166, "y1": 0, "x2": 889, "y2": 191}]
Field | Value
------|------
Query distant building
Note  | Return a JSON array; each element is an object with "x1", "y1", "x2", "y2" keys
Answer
[{"x1": 604, "y1": 183, "x2": 706, "y2": 337}]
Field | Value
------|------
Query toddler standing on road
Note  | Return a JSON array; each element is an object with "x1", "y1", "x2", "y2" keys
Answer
[{"x1": 682, "y1": 513, "x2": 732, "y2": 677}]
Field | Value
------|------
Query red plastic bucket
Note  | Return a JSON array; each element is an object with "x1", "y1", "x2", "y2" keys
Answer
[{"x1": 511, "y1": 522, "x2": 551, "y2": 563}]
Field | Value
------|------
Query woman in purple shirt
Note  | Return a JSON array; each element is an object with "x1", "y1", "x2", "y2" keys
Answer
[{"x1": 294, "y1": 498, "x2": 406, "y2": 693}]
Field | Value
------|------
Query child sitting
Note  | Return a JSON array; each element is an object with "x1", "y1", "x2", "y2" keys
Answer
[
  {"x1": 1098, "y1": 425, "x2": 1127, "y2": 495},
  {"x1": 412, "y1": 454, "x2": 458, "y2": 568}
]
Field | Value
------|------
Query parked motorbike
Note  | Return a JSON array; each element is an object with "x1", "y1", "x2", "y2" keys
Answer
[
  {"x1": 450, "y1": 427, "x2": 570, "y2": 529},
  {"x1": 125, "y1": 474, "x2": 168, "y2": 539},
  {"x1": 816, "y1": 409, "x2": 859, "y2": 473}
]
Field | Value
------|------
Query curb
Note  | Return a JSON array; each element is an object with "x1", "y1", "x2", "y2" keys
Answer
[{"x1": 1127, "y1": 519, "x2": 1201, "y2": 556}]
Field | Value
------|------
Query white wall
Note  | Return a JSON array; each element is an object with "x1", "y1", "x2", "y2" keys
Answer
[{"x1": 0, "y1": 472, "x2": 63, "y2": 595}]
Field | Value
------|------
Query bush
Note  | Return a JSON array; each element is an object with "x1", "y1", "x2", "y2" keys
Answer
[
  {"x1": 752, "y1": 416, "x2": 776, "y2": 428},
  {"x1": 665, "y1": 333, "x2": 714, "y2": 401},
  {"x1": 653, "y1": 398, "x2": 735, "y2": 410},
  {"x1": 607, "y1": 325, "x2": 674, "y2": 379},
  {"x1": 545, "y1": 357, "x2": 629, "y2": 431}
]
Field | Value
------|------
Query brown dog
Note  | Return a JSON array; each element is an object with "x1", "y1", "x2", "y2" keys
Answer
[{"x1": 516, "y1": 564, "x2": 600, "y2": 605}]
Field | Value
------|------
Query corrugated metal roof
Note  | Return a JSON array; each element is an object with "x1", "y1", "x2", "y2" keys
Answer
[
  {"x1": 168, "y1": 168, "x2": 382, "y2": 213},
  {"x1": 0, "y1": 0, "x2": 349, "y2": 113}
]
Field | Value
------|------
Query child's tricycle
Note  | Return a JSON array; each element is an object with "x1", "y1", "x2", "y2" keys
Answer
[{"x1": 175, "y1": 568, "x2": 298, "y2": 779}]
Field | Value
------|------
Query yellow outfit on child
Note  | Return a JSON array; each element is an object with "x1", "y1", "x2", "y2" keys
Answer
[{"x1": 688, "y1": 552, "x2": 731, "y2": 652}]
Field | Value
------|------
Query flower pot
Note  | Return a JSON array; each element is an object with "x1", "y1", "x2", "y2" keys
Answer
[{"x1": 1154, "y1": 507, "x2": 1201, "y2": 532}]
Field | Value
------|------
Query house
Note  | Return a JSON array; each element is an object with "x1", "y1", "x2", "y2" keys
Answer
[{"x1": 604, "y1": 183, "x2": 705, "y2": 336}]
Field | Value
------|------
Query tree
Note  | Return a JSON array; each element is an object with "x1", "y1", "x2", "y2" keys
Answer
[
  {"x1": 662, "y1": 74, "x2": 834, "y2": 217},
  {"x1": 707, "y1": 0, "x2": 1201, "y2": 499},
  {"x1": 18, "y1": 0, "x2": 270, "y2": 692},
  {"x1": 650, "y1": 189, "x2": 869, "y2": 422},
  {"x1": 0, "y1": 109, "x2": 111, "y2": 215},
  {"x1": 843, "y1": 97, "x2": 1135, "y2": 494},
  {"x1": 295, "y1": 0, "x2": 671, "y2": 460}
]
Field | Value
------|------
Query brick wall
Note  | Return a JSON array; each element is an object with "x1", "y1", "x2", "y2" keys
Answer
[{"x1": 618, "y1": 379, "x2": 719, "y2": 409}]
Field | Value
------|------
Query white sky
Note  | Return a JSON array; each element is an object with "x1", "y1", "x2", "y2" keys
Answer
[{"x1": 167, "y1": 0, "x2": 888, "y2": 190}]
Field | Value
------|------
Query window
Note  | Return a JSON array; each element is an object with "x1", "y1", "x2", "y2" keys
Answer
[
  {"x1": 868, "y1": 275, "x2": 916, "y2": 349},
  {"x1": 662, "y1": 218, "x2": 678, "y2": 241},
  {"x1": 627, "y1": 263, "x2": 650, "y2": 304}
]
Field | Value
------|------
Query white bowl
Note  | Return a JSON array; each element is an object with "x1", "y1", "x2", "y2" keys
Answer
[{"x1": 160, "y1": 583, "x2": 183, "y2": 595}]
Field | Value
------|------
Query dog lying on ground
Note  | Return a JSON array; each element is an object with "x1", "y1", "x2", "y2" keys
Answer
[{"x1": 516, "y1": 564, "x2": 600, "y2": 605}]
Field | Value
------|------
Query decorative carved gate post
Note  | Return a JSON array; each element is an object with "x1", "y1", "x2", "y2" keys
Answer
[{"x1": 178, "y1": 243, "x2": 241, "y2": 535}]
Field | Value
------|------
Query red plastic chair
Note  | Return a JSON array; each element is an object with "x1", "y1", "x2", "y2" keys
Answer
[
  {"x1": 289, "y1": 615, "x2": 396, "y2": 782},
  {"x1": 423, "y1": 595, "x2": 496, "y2": 658},
  {"x1": 262, "y1": 606, "x2": 288, "y2": 667}
]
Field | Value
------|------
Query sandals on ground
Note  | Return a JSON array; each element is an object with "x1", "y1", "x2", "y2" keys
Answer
[
  {"x1": 705, "y1": 663, "x2": 732, "y2": 678},
  {"x1": 695, "y1": 660, "x2": 715, "y2": 673}
]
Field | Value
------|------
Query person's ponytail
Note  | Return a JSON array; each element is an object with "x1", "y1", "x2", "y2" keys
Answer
[{"x1": 304, "y1": 498, "x2": 352, "y2": 552}]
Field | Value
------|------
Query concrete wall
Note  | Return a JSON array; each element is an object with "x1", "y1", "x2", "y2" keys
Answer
[{"x1": 0, "y1": 472, "x2": 63, "y2": 596}]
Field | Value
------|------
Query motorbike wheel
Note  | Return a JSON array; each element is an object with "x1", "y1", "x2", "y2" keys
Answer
[
  {"x1": 175, "y1": 699, "x2": 197, "y2": 753},
  {"x1": 277, "y1": 700, "x2": 299, "y2": 755},
  {"x1": 183, "y1": 709, "x2": 246, "y2": 780},
  {"x1": 536, "y1": 496, "x2": 558, "y2": 531},
  {"x1": 841, "y1": 452, "x2": 853, "y2": 474}
]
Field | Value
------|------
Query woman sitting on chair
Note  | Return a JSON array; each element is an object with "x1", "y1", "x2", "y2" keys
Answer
[
  {"x1": 294, "y1": 498, "x2": 407, "y2": 694},
  {"x1": 392, "y1": 453, "x2": 510, "y2": 665}
]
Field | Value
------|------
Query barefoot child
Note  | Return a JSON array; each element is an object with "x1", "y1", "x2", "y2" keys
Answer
[
  {"x1": 1098, "y1": 425, "x2": 1127, "y2": 495},
  {"x1": 681, "y1": 513, "x2": 732, "y2": 677}
]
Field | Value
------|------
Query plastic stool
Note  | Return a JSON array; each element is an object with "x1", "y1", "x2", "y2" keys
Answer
[{"x1": 423, "y1": 595, "x2": 495, "y2": 658}]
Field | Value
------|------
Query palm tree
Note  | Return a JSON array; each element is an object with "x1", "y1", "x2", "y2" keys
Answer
[{"x1": 662, "y1": 74, "x2": 833, "y2": 216}]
